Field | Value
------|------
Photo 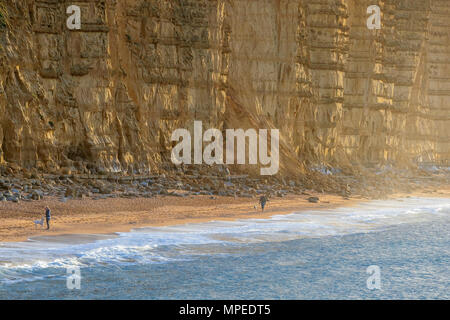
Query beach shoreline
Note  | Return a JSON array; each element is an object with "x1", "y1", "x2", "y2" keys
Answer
[{"x1": 1, "y1": 187, "x2": 449, "y2": 243}]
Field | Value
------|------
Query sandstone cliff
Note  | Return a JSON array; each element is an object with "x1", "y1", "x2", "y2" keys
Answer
[{"x1": 0, "y1": 0, "x2": 449, "y2": 177}]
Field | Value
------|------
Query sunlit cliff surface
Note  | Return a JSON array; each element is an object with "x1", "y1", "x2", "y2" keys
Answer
[{"x1": 0, "y1": 0, "x2": 449, "y2": 176}]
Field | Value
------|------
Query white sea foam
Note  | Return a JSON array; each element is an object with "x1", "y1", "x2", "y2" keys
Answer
[{"x1": 0, "y1": 197, "x2": 448, "y2": 284}]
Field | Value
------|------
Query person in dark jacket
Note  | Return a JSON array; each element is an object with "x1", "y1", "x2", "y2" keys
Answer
[
  {"x1": 259, "y1": 195, "x2": 268, "y2": 212},
  {"x1": 45, "y1": 206, "x2": 51, "y2": 230}
]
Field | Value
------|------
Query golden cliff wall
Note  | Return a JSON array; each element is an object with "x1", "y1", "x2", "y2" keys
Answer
[{"x1": 0, "y1": 0, "x2": 448, "y2": 176}]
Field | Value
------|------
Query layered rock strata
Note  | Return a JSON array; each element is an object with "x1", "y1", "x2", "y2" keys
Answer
[{"x1": 0, "y1": 0, "x2": 448, "y2": 177}]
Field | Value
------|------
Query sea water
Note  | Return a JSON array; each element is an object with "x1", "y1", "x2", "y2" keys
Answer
[{"x1": 0, "y1": 197, "x2": 448, "y2": 299}]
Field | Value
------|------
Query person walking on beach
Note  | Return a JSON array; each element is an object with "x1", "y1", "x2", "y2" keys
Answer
[
  {"x1": 259, "y1": 195, "x2": 268, "y2": 212},
  {"x1": 45, "y1": 206, "x2": 51, "y2": 230}
]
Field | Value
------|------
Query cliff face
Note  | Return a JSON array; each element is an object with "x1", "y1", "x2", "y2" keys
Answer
[{"x1": 0, "y1": 0, "x2": 449, "y2": 176}]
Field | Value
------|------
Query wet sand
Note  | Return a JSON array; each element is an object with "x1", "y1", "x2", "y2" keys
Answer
[{"x1": 0, "y1": 187, "x2": 449, "y2": 243}]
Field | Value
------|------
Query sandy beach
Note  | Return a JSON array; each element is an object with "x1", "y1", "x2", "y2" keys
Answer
[
  {"x1": 0, "y1": 193, "x2": 355, "y2": 243},
  {"x1": 1, "y1": 186, "x2": 449, "y2": 243}
]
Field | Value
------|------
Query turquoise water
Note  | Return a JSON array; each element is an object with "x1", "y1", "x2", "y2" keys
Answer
[{"x1": 0, "y1": 197, "x2": 449, "y2": 299}]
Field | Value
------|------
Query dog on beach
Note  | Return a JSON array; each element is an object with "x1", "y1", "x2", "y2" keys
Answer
[{"x1": 33, "y1": 218, "x2": 44, "y2": 228}]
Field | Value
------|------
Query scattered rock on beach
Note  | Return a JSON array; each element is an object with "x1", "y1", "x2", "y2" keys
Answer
[{"x1": 307, "y1": 196, "x2": 319, "y2": 203}]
